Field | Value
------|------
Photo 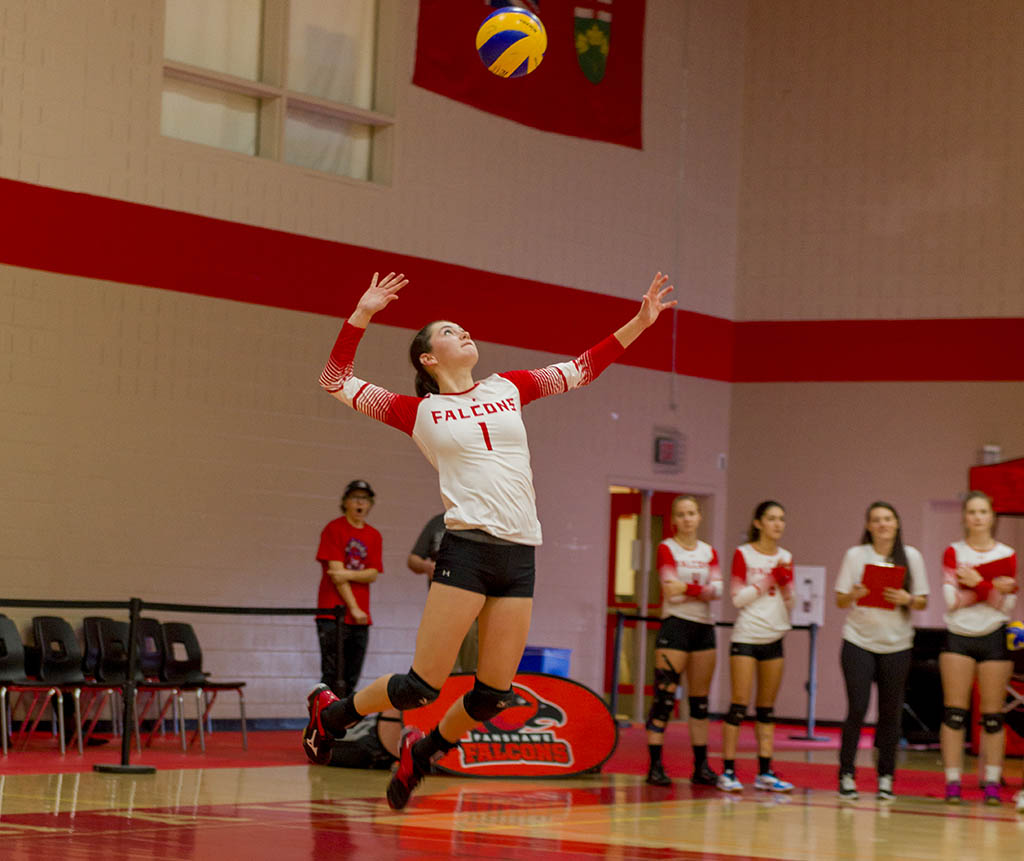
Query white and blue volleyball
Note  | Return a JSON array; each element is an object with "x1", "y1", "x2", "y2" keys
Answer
[{"x1": 475, "y1": 7, "x2": 547, "y2": 78}]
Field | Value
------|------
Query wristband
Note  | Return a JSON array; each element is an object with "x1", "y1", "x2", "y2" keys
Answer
[
  {"x1": 684, "y1": 582, "x2": 704, "y2": 599},
  {"x1": 974, "y1": 580, "x2": 993, "y2": 600}
]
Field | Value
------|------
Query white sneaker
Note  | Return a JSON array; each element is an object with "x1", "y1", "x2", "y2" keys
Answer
[
  {"x1": 876, "y1": 775, "x2": 895, "y2": 801},
  {"x1": 1015, "y1": 790, "x2": 1024, "y2": 813},
  {"x1": 755, "y1": 772, "x2": 794, "y2": 792},
  {"x1": 717, "y1": 771, "x2": 744, "y2": 792},
  {"x1": 838, "y1": 773, "x2": 858, "y2": 800}
]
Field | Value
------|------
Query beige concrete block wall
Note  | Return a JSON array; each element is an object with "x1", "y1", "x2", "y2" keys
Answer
[{"x1": 737, "y1": 0, "x2": 1024, "y2": 321}]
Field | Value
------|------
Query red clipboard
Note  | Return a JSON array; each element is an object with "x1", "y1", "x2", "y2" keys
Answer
[
  {"x1": 857, "y1": 564, "x2": 906, "y2": 609},
  {"x1": 975, "y1": 556, "x2": 1015, "y2": 581}
]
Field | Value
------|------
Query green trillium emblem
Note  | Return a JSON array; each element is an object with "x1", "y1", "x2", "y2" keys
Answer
[{"x1": 574, "y1": 4, "x2": 611, "y2": 84}]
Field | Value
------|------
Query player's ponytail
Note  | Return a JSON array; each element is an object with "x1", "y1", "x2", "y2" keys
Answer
[{"x1": 409, "y1": 323, "x2": 441, "y2": 397}]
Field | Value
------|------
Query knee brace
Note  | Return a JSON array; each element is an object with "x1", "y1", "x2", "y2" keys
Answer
[
  {"x1": 463, "y1": 677, "x2": 514, "y2": 723},
  {"x1": 982, "y1": 712, "x2": 1005, "y2": 734},
  {"x1": 688, "y1": 696, "x2": 709, "y2": 721},
  {"x1": 755, "y1": 706, "x2": 774, "y2": 725},
  {"x1": 386, "y1": 668, "x2": 440, "y2": 710},
  {"x1": 942, "y1": 706, "x2": 969, "y2": 731},
  {"x1": 725, "y1": 703, "x2": 747, "y2": 726},
  {"x1": 646, "y1": 689, "x2": 677, "y2": 732}
]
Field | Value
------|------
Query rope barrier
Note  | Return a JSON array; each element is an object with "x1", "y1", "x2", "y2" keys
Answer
[
  {"x1": 0, "y1": 596, "x2": 344, "y2": 774},
  {"x1": 609, "y1": 611, "x2": 826, "y2": 739}
]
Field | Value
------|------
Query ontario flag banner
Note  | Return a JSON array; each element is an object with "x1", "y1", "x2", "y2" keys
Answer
[{"x1": 413, "y1": 0, "x2": 645, "y2": 148}]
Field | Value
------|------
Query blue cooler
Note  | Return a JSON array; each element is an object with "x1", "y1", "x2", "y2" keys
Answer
[{"x1": 517, "y1": 646, "x2": 571, "y2": 677}]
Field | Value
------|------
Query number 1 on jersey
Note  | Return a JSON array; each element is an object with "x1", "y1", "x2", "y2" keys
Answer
[{"x1": 478, "y1": 422, "x2": 493, "y2": 451}]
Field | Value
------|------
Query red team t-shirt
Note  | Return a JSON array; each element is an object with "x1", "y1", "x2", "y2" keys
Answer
[{"x1": 316, "y1": 517, "x2": 383, "y2": 624}]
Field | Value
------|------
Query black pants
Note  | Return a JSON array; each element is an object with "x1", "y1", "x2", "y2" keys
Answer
[
  {"x1": 839, "y1": 640, "x2": 912, "y2": 776},
  {"x1": 316, "y1": 619, "x2": 369, "y2": 699}
]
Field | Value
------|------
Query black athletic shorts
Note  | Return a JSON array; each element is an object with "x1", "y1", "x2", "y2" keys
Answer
[
  {"x1": 655, "y1": 616, "x2": 716, "y2": 652},
  {"x1": 944, "y1": 627, "x2": 1012, "y2": 663},
  {"x1": 431, "y1": 531, "x2": 535, "y2": 598},
  {"x1": 730, "y1": 639, "x2": 784, "y2": 661}
]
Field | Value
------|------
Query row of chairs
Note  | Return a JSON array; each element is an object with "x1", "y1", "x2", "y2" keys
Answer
[{"x1": 0, "y1": 614, "x2": 246, "y2": 756}]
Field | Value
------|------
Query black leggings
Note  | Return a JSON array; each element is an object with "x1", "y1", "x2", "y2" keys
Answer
[
  {"x1": 316, "y1": 619, "x2": 369, "y2": 698},
  {"x1": 839, "y1": 640, "x2": 912, "y2": 776}
]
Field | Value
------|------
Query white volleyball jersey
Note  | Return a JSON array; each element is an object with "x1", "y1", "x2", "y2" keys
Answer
[
  {"x1": 657, "y1": 539, "x2": 722, "y2": 624},
  {"x1": 730, "y1": 544, "x2": 793, "y2": 644},
  {"x1": 943, "y1": 541, "x2": 1018, "y2": 637},
  {"x1": 320, "y1": 322, "x2": 623, "y2": 545},
  {"x1": 834, "y1": 543, "x2": 930, "y2": 653}
]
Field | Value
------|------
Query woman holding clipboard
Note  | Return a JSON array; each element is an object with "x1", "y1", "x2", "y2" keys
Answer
[
  {"x1": 834, "y1": 501, "x2": 929, "y2": 801},
  {"x1": 939, "y1": 490, "x2": 1018, "y2": 805}
]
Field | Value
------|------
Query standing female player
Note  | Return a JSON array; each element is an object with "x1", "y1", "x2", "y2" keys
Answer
[
  {"x1": 303, "y1": 270, "x2": 676, "y2": 810},
  {"x1": 834, "y1": 501, "x2": 929, "y2": 801},
  {"x1": 940, "y1": 491, "x2": 1018, "y2": 804},
  {"x1": 645, "y1": 495, "x2": 722, "y2": 787},
  {"x1": 718, "y1": 500, "x2": 795, "y2": 793}
]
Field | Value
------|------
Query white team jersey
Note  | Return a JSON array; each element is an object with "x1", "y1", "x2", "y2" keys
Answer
[
  {"x1": 834, "y1": 544, "x2": 929, "y2": 653},
  {"x1": 943, "y1": 541, "x2": 1018, "y2": 637},
  {"x1": 730, "y1": 544, "x2": 793, "y2": 644},
  {"x1": 657, "y1": 539, "x2": 722, "y2": 624},
  {"x1": 410, "y1": 376, "x2": 540, "y2": 543},
  {"x1": 321, "y1": 322, "x2": 623, "y2": 546}
]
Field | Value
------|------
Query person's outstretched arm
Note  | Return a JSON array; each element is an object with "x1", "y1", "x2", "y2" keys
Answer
[
  {"x1": 318, "y1": 272, "x2": 420, "y2": 434},
  {"x1": 502, "y1": 272, "x2": 676, "y2": 405}
]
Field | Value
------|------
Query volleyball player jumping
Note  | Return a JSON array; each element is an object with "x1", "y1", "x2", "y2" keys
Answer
[{"x1": 303, "y1": 270, "x2": 676, "y2": 810}]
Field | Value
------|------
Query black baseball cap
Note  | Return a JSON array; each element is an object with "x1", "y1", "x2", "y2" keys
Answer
[{"x1": 342, "y1": 479, "x2": 375, "y2": 500}]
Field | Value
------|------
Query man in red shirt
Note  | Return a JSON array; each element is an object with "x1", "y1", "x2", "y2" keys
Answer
[{"x1": 316, "y1": 480, "x2": 383, "y2": 697}]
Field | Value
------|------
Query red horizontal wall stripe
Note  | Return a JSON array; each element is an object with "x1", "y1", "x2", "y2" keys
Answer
[{"x1": 2, "y1": 178, "x2": 1021, "y2": 382}]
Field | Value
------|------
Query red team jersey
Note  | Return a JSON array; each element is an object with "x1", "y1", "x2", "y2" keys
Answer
[
  {"x1": 319, "y1": 322, "x2": 623, "y2": 545},
  {"x1": 316, "y1": 517, "x2": 383, "y2": 624}
]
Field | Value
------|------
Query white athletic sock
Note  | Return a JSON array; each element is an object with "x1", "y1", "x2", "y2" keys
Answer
[
  {"x1": 984, "y1": 765, "x2": 1001, "y2": 784},
  {"x1": 945, "y1": 768, "x2": 961, "y2": 783}
]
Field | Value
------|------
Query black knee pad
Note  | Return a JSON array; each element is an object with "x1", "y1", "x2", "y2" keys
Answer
[
  {"x1": 942, "y1": 706, "x2": 969, "y2": 731},
  {"x1": 982, "y1": 712, "x2": 1005, "y2": 734},
  {"x1": 645, "y1": 687, "x2": 676, "y2": 731},
  {"x1": 386, "y1": 668, "x2": 440, "y2": 710},
  {"x1": 464, "y1": 677, "x2": 514, "y2": 723},
  {"x1": 688, "y1": 696, "x2": 709, "y2": 721},
  {"x1": 725, "y1": 703, "x2": 747, "y2": 726},
  {"x1": 755, "y1": 706, "x2": 774, "y2": 725}
]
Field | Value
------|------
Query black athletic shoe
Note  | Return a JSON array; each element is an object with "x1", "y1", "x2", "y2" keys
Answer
[
  {"x1": 646, "y1": 762, "x2": 672, "y2": 786},
  {"x1": 690, "y1": 760, "x2": 718, "y2": 786},
  {"x1": 387, "y1": 727, "x2": 428, "y2": 810},
  {"x1": 302, "y1": 684, "x2": 340, "y2": 765}
]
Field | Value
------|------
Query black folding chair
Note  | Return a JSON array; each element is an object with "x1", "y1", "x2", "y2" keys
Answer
[
  {"x1": 0, "y1": 614, "x2": 66, "y2": 755},
  {"x1": 162, "y1": 622, "x2": 247, "y2": 751}
]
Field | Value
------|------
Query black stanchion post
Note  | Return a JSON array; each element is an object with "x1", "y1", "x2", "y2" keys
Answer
[
  {"x1": 94, "y1": 597, "x2": 157, "y2": 774},
  {"x1": 789, "y1": 622, "x2": 829, "y2": 742},
  {"x1": 610, "y1": 611, "x2": 627, "y2": 726},
  {"x1": 333, "y1": 605, "x2": 346, "y2": 698}
]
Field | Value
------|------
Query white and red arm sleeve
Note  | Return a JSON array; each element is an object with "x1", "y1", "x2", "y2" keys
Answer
[
  {"x1": 500, "y1": 334, "x2": 624, "y2": 406},
  {"x1": 942, "y1": 545, "x2": 978, "y2": 611},
  {"x1": 698, "y1": 548, "x2": 724, "y2": 602},
  {"x1": 318, "y1": 322, "x2": 419, "y2": 435},
  {"x1": 656, "y1": 543, "x2": 677, "y2": 586},
  {"x1": 731, "y1": 549, "x2": 761, "y2": 609}
]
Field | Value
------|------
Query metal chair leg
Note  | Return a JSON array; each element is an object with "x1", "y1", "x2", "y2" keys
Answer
[{"x1": 239, "y1": 691, "x2": 247, "y2": 751}]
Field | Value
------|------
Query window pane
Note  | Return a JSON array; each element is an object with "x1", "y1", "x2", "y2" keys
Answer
[
  {"x1": 161, "y1": 79, "x2": 260, "y2": 156},
  {"x1": 284, "y1": 107, "x2": 371, "y2": 180},
  {"x1": 165, "y1": 0, "x2": 262, "y2": 80},
  {"x1": 288, "y1": 0, "x2": 376, "y2": 109}
]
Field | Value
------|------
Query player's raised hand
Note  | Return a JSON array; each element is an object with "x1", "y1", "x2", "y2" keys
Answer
[
  {"x1": 352, "y1": 272, "x2": 408, "y2": 325},
  {"x1": 637, "y1": 272, "x2": 676, "y2": 328}
]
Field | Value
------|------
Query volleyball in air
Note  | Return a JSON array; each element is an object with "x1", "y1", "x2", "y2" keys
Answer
[
  {"x1": 476, "y1": 6, "x2": 547, "y2": 78},
  {"x1": 1008, "y1": 620, "x2": 1024, "y2": 651}
]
